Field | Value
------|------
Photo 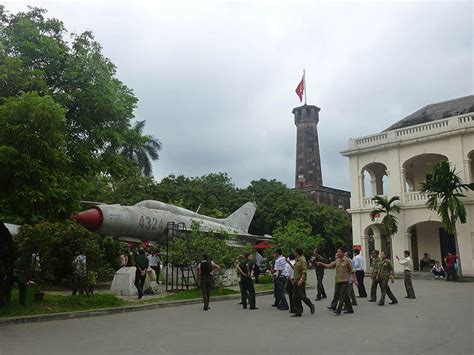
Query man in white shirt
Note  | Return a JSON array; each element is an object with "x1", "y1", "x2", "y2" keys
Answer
[
  {"x1": 254, "y1": 251, "x2": 264, "y2": 284},
  {"x1": 273, "y1": 249, "x2": 289, "y2": 310},
  {"x1": 353, "y1": 249, "x2": 367, "y2": 298},
  {"x1": 285, "y1": 253, "x2": 296, "y2": 313},
  {"x1": 396, "y1": 250, "x2": 416, "y2": 299}
]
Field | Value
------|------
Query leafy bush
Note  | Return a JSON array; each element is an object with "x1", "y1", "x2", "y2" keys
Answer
[
  {"x1": 168, "y1": 221, "x2": 252, "y2": 269},
  {"x1": 273, "y1": 219, "x2": 325, "y2": 257},
  {"x1": 14, "y1": 220, "x2": 124, "y2": 284}
]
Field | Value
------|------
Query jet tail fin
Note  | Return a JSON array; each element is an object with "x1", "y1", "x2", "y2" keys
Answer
[{"x1": 223, "y1": 202, "x2": 256, "y2": 233}]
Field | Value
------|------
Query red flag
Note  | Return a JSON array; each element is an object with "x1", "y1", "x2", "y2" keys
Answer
[{"x1": 295, "y1": 74, "x2": 304, "y2": 102}]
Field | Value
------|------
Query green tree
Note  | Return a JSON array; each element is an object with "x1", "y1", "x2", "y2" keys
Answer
[
  {"x1": 273, "y1": 219, "x2": 324, "y2": 257},
  {"x1": 369, "y1": 195, "x2": 401, "y2": 237},
  {"x1": 168, "y1": 222, "x2": 250, "y2": 269},
  {"x1": 0, "y1": 93, "x2": 79, "y2": 223},
  {"x1": 120, "y1": 120, "x2": 161, "y2": 177},
  {"x1": 420, "y1": 160, "x2": 474, "y2": 277},
  {"x1": 15, "y1": 220, "x2": 123, "y2": 284}
]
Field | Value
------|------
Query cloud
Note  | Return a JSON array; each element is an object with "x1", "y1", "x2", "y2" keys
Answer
[{"x1": 4, "y1": 1, "x2": 472, "y2": 190}]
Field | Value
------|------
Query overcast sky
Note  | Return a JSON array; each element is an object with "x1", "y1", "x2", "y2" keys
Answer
[{"x1": 5, "y1": 1, "x2": 473, "y2": 190}]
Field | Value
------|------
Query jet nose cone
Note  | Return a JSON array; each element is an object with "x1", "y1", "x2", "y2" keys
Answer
[{"x1": 73, "y1": 208, "x2": 103, "y2": 231}]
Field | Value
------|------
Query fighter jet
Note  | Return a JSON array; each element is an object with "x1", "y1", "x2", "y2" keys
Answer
[{"x1": 73, "y1": 200, "x2": 271, "y2": 244}]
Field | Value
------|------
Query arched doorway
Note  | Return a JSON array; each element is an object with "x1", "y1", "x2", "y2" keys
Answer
[
  {"x1": 364, "y1": 224, "x2": 392, "y2": 263},
  {"x1": 403, "y1": 153, "x2": 448, "y2": 192},
  {"x1": 361, "y1": 162, "x2": 389, "y2": 197},
  {"x1": 408, "y1": 221, "x2": 455, "y2": 271}
]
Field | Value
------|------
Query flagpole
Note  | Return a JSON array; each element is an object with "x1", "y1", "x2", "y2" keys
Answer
[{"x1": 303, "y1": 69, "x2": 307, "y2": 105}]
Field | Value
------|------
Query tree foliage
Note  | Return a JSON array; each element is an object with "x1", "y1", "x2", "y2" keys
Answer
[
  {"x1": 14, "y1": 220, "x2": 125, "y2": 284},
  {"x1": 420, "y1": 160, "x2": 474, "y2": 235},
  {"x1": 0, "y1": 6, "x2": 160, "y2": 222},
  {"x1": 273, "y1": 219, "x2": 325, "y2": 257},
  {"x1": 0, "y1": 92, "x2": 79, "y2": 223},
  {"x1": 420, "y1": 160, "x2": 474, "y2": 277},
  {"x1": 168, "y1": 222, "x2": 251, "y2": 268},
  {"x1": 370, "y1": 195, "x2": 401, "y2": 237}
]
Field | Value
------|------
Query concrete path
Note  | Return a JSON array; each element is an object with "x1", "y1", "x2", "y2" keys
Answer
[{"x1": 0, "y1": 272, "x2": 472, "y2": 355}]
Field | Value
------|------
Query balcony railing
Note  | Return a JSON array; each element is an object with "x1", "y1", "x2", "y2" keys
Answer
[
  {"x1": 405, "y1": 191, "x2": 429, "y2": 204},
  {"x1": 343, "y1": 113, "x2": 474, "y2": 153}
]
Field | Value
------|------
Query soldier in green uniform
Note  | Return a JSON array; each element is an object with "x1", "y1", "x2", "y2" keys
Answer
[
  {"x1": 317, "y1": 248, "x2": 358, "y2": 316},
  {"x1": 377, "y1": 251, "x2": 398, "y2": 306},
  {"x1": 287, "y1": 247, "x2": 315, "y2": 317},
  {"x1": 313, "y1": 248, "x2": 327, "y2": 301},
  {"x1": 237, "y1": 253, "x2": 258, "y2": 310},
  {"x1": 368, "y1": 250, "x2": 381, "y2": 302}
]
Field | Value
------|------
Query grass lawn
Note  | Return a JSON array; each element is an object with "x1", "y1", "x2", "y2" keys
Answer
[{"x1": 0, "y1": 289, "x2": 127, "y2": 318}]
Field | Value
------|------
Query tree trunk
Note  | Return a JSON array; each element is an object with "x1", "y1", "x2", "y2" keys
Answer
[{"x1": 454, "y1": 233, "x2": 463, "y2": 280}]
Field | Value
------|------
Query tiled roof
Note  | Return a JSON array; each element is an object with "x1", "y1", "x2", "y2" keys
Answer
[{"x1": 384, "y1": 95, "x2": 474, "y2": 132}]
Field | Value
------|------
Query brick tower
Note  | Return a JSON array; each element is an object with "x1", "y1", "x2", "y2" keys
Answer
[{"x1": 293, "y1": 104, "x2": 323, "y2": 188}]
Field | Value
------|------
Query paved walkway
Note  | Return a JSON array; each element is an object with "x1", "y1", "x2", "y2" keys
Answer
[{"x1": 0, "y1": 271, "x2": 472, "y2": 355}]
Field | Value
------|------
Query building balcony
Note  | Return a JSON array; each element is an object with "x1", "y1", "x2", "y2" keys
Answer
[{"x1": 341, "y1": 112, "x2": 474, "y2": 154}]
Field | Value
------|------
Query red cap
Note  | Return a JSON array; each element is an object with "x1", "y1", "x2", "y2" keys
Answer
[{"x1": 73, "y1": 208, "x2": 103, "y2": 231}]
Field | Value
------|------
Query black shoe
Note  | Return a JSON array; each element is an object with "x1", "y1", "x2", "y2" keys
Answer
[
  {"x1": 357, "y1": 296, "x2": 367, "y2": 298},
  {"x1": 272, "y1": 304, "x2": 278, "y2": 307},
  {"x1": 389, "y1": 301, "x2": 398, "y2": 305},
  {"x1": 368, "y1": 299, "x2": 376, "y2": 302},
  {"x1": 250, "y1": 307, "x2": 259, "y2": 310},
  {"x1": 352, "y1": 303, "x2": 358, "y2": 306},
  {"x1": 291, "y1": 314, "x2": 302, "y2": 317},
  {"x1": 238, "y1": 302, "x2": 243, "y2": 304},
  {"x1": 377, "y1": 302, "x2": 384, "y2": 306},
  {"x1": 344, "y1": 310, "x2": 354, "y2": 314},
  {"x1": 243, "y1": 306, "x2": 247, "y2": 309},
  {"x1": 289, "y1": 310, "x2": 296, "y2": 314},
  {"x1": 333, "y1": 310, "x2": 341, "y2": 316},
  {"x1": 322, "y1": 295, "x2": 327, "y2": 299},
  {"x1": 278, "y1": 307, "x2": 289, "y2": 311},
  {"x1": 315, "y1": 297, "x2": 321, "y2": 301},
  {"x1": 327, "y1": 306, "x2": 336, "y2": 310},
  {"x1": 310, "y1": 304, "x2": 315, "y2": 315},
  {"x1": 408, "y1": 296, "x2": 416, "y2": 299}
]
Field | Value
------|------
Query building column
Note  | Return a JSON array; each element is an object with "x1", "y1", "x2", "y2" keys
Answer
[
  {"x1": 400, "y1": 168, "x2": 407, "y2": 193},
  {"x1": 373, "y1": 228, "x2": 382, "y2": 252},
  {"x1": 358, "y1": 174, "x2": 365, "y2": 207},
  {"x1": 404, "y1": 232, "x2": 412, "y2": 252},
  {"x1": 360, "y1": 235, "x2": 370, "y2": 270},
  {"x1": 464, "y1": 158, "x2": 472, "y2": 184}
]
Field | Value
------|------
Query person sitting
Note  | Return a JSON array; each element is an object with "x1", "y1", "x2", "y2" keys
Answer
[
  {"x1": 419, "y1": 253, "x2": 432, "y2": 271},
  {"x1": 431, "y1": 261, "x2": 445, "y2": 279}
]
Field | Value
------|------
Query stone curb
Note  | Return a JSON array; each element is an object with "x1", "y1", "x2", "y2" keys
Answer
[{"x1": 0, "y1": 289, "x2": 279, "y2": 327}]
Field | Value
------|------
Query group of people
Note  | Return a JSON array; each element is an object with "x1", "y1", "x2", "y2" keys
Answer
[{"x1": 197, "y1": 245, "x2": 423, "y2": 317}]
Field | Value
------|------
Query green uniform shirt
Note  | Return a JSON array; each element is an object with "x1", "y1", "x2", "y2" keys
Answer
[
  {"x1": 293, "y1": 255, "x2": 308, "y2": 282},
  {"x1": 371, "y1": 257, "x2": 381, "y2": 278},
  {"x1": 135, "y1": 255, "x2": 149, "y2": 271},
  {"x1": 377, "y1": 259, "x2": 394, "y2": 279},
  {"x1": 329, "y1": 257, "x2": 353, "y2": 283},
  {"x1": 314, "y1": 254, "x2": 327, "y2": 274},
  {"x1": 239, "y1": 259, "x2": 251, "y2": 278}
]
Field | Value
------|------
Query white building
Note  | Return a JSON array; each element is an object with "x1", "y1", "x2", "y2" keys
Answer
[{"x1": 341, "y1": 96, "x2": 474, "y2": 276}]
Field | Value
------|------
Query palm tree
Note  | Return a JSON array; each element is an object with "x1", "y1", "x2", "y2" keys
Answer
[
  {"x1": 369, "y1": 195, "x2": 401, "y2": 237},
  {"x1": 121, "y1": 120, "x2": 161, "y2": 177},
  {"x1": 420, "y1": 160, "x2": 474, "y2": 278}
]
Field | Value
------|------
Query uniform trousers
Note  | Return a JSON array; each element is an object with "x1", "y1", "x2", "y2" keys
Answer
[
  {"x1": 316, "y1": 270, "x2": 327, "y2": 299},
  {"x1": 379, "y1": 278, "x2": 397, "y2": 303},
  {"x1": 200, "y1": 277, "x2": 212, "y2": 310},
  {"x1": 403, "y1": 270, "x2": 415, "y2": 297},
  {"x1": 241, "y1": 276, "x2": 256, "y2": 308},
  {"x1": 369, "y1": 277, "x2": 380, "y2": 301},
  {"x1": 335, "y1": 281, "x2": 353, "y2": 313},
  {"x1": 293, "y1": 282, "x2": 314, "y2": 315}
]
